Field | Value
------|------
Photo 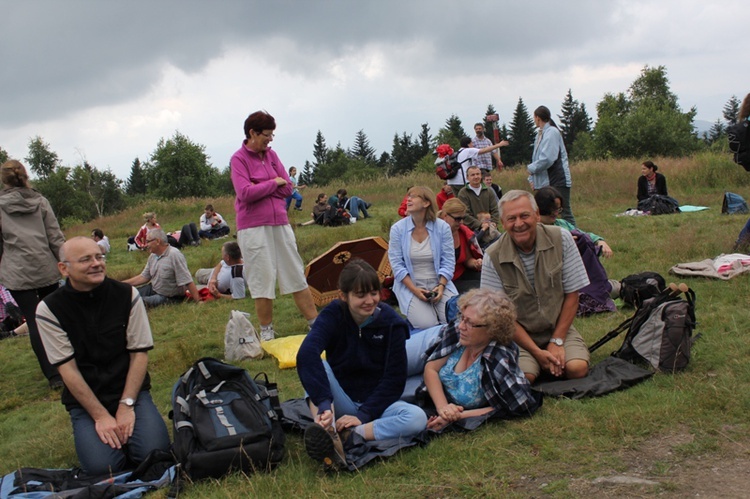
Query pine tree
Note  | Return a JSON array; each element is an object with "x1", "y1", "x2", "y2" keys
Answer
[
  {"x1": 417, "y1": 123, "x2": 432, "y2": 157},
  {"x1": 705, "y1": 119, "x2": 725, "y2": 144},
  {"x1": 444, "y1": 114, "x2": 467, "y2": 143},
  {"x1": 723, "y1": 95, "x2": 740, "y2": 126},
  {"x1": 125, "y1": 157, "x2": 147, "y2": 195},
  {"x1": 312, "y1": 130, "x2": 328, "y2": 168},
  {"x1": 504, "y1": 98, "x2": 536, "y2": 167},
  {"x1": 558, "y1": 89, "x2": 592, "y2": 152},
  {"x1": 300, "y1": 160, "x2": 314, "y2": 185},
  {"x1": 350, "y1": 129, "x2": 377, "y2": 164},
  {"x1": 0, "y1": 146, "x2": 8, "y2": 164}
]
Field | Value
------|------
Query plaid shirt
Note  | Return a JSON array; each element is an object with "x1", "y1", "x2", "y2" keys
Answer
[
  {"x1": 0, "y1": 286, "x2": 18, "y2": 321},
  {"x1": 423, "y1": 320, "x2": 542, "y2": 418},
  {"x1": 472, "y1": 135, "x2": 495, "y2": 170}
]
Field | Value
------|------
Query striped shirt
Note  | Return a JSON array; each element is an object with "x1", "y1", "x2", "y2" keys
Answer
[{"x1": 481, "y1": 229, "x2": 589, "y2": 293}]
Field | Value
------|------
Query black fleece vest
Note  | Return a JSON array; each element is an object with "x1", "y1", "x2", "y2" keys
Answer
[{"x1": 43, "y1": 278, "x2": 151, "y2": 413}]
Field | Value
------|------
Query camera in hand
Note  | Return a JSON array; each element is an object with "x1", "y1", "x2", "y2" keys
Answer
[{"x1": 424, "y1": 291, "x2": 437, "y2": 300}]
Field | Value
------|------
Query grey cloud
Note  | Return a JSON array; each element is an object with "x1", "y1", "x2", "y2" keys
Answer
[{"x1": 2, "y1": 0, "x2": 628, "y2": 126}]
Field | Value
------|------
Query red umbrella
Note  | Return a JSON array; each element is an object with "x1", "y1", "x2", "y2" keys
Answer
[{"x1": 305, "y1": 236, "x2": 391, "y2": 307}]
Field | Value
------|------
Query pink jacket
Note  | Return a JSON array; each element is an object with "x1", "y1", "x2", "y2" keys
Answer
[{"x1": 230, "y1": 143, "x2": 293, "y2": 230}]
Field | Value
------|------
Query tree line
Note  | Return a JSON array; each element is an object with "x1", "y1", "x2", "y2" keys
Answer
[{"x1": 0, "y1": 65, "x2": 736, "y2": 226}]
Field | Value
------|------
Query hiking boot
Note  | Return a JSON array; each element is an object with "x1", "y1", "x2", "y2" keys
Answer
[
  {"x1": 304, "y1": 423, "x2": 347, "y2": 471},
  {"x1": 260, "y1": 327, "x2": 276, "y2": 342}
]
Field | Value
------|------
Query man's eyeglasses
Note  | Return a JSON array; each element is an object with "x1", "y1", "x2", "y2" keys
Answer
[
  {"x1": 457, "y1": 313, "x2": 486, "y2": 329},
  {"x1": 63, "y1": 254, "x2": 106, "y2": 266},
  {"x1": 145, "y1": 238, "x2": 158, "y2": 243}
]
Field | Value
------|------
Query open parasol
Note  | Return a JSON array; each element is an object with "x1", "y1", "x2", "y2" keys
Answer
[{"x1": 305, "y1": 236, "x2": 391, "y2": 307}]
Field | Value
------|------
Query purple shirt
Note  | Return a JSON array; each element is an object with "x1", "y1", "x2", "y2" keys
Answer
[{"x1": 230, "y1": 143, "x2": 293, "y2": 230}]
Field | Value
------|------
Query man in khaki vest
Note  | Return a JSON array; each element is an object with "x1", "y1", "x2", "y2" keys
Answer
[{"x1": 481, "y1": 190, "x2": 590, "y2": 382}]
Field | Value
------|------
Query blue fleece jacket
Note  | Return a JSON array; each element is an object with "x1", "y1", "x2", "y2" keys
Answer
[{"x1": 296, "y1": 300, "x2": 409, "y2": 424}]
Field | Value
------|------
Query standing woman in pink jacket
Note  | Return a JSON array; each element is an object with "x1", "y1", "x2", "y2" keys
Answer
[{"x1": 230, "y1": 111, "x2": 318, "y2": 341}]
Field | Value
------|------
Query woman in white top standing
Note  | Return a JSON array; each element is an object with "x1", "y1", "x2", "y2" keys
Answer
[{"x1": 388, "y1": 186, "x2": 457, "y2": 330}]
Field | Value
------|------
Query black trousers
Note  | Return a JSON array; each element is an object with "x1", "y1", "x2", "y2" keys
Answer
[{"x1": 10, "y1": 283, "x2": 60, "y2": 382}]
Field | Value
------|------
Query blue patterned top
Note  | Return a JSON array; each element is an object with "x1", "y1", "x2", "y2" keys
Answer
[{"x1": 439, "y1": 347, "x2": 487, "y2": 409}]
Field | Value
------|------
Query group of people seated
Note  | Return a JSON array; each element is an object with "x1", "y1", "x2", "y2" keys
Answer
[
  {"x1": 296, "y1": 258, "x2": 542, "y2": 470},
  {"x1": 127, "y1": 205, "x2": 229, "y2": 251},
  {"x1": 299, "y1": 189, "x2": 373, "y2": 226}
]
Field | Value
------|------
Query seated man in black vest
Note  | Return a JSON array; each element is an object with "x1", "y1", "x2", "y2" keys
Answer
[{"x1": 37, "y1": 237, "x2": 170, "y2": 475}]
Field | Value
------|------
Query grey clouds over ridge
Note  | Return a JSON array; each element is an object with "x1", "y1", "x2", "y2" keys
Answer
[{"x1": 1, "y1": 0, "x2": 748, "y2": 179}]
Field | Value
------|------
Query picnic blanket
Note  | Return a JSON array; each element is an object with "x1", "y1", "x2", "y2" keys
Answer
[
  {"x1": 533, "y1": 357, "x2": 653, "y2": 399},
  {"x1": 670, "y1": 253, "x2": 750, "y2": 280},
  {"x1": 280, "y1": 398, "x2": 428, "y2": 470}
]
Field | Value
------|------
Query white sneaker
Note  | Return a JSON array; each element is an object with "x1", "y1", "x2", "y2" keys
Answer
[
  {"x1": 260, "y1": 327, "x2": 276, "y2": 342},
  {"x1": 350, "y1": 217, "x2": 357, "y2": 224}
]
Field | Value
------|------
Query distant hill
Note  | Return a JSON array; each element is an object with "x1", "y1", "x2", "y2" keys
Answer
[{"x1": 694, "y1": 119, "x2": 714, "y2": 136}]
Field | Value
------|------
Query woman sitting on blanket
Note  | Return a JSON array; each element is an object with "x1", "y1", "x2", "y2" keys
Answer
[
  {"x1": 422, "y1": 288, "x2": 541, "y2": 431},
  {"x1": 297, "y1": 258, "x2": 427, "y2": 470}
]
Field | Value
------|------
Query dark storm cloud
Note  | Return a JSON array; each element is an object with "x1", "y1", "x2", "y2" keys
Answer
[{"x1": 2, "y1": 0, "x2": 621, "y2": 127}]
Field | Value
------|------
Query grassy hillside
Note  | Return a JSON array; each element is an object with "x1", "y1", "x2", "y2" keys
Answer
[{"x1": 2, "y1": 153, "x2": 749, "y2": 497}]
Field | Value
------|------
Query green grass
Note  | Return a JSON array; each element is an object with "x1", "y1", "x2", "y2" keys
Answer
[{"x1": 2, "y1": 153, "x2": 750, "y2": 496}]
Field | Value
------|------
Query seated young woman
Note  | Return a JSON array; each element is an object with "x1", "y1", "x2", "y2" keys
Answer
[
  {"x1": 437, "y1": 198, "x2": 483, "y2": 293},
  {"x1": 296, "y1": 258, "x2": 427, "y2": 470},
  {"x1": 388, "y1": 186, "x2": 458, "y2": 329},
  {"x1": 422, "y1": 288, "x2": 542, "y2": 431},
  {"x1": 637, "y1": 160, "x2": 668, "y2": 202}
]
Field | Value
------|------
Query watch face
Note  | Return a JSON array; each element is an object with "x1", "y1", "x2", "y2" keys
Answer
[
  {"x1": 122, "y1": 398, "x2": 135, "y2": 407},
  {"x1": 551, "y1": 338, "x2": 563, "y2": 346}
]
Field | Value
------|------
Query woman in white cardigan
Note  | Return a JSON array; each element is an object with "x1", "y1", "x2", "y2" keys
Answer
[{"x1": 388, "y1": 186, "x2": 457, "y2": 330}]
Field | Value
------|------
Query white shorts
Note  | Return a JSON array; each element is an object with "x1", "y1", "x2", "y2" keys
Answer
[{"x1": 237, "y1": 225, "x2": 308, "y2": 299}]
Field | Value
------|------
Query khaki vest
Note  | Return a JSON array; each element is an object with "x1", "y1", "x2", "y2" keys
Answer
[{"x1": 487, "y1": 224, "x2": 564, "y2": 340}]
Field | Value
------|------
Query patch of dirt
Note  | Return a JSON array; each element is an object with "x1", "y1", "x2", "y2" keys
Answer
[{"x1": 516, "y1": 426, "x2": 750, "y2": 498}]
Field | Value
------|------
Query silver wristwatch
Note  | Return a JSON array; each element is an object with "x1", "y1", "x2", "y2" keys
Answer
[
  {"x1": 549, "y1": 338, "x2": 564, "y2": 347},
  {"x1": 119, "y1": 397, "x2": 135, "y2": 407}
]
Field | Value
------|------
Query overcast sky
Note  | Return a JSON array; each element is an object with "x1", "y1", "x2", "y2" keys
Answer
[{"x1": 2, "y1": 0, "x2": 748, "y2": 181}]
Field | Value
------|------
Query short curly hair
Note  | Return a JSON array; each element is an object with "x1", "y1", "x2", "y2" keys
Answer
[{"x1": 457, "y1": 288, "x2": 516, "y2": 346}]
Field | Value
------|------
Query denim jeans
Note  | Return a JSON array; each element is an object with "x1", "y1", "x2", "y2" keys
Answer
[
  {"x1": 555, "y1": 186, "x2": 576, "y2": 226},
  {"x1": 69, "y1": 391, "x2": 170, "y2": 475},
  {"x1": 137, "y1": 284, "x2": 183, "y2": 308},
  {"x1": 401, "y1": 325, "x2": 443, "y2": 402},
  {"x1": 346, "y1": 196, "x2": 369, "y2": 219},
  {"x1": 198, "y1": 225, "x2": 230, "y2": 239},
  {"x1": 315, "y1": 362, "x2": 426, "y2": 441},
  {"x1": 285, "y1": 191, "x2": 303, "y2": 210}
]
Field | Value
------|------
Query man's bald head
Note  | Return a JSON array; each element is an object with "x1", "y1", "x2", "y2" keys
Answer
[{"x1": 59, "y1": 237, "x2": 107, "y2": 292}]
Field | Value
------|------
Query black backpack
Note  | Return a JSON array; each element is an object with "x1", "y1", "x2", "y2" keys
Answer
[
  {"x1": 169, "y1": 358, "x2": 285, "y2": 480},
  {"x1": 435, "y1": 149, "x2": 468, "y2": 181},
  {"x1": 619, "y1": 271, "x2": 666, "y2": 308},
  {"x1": 637, "y1": 194, "x2": 680, "y2": 215},
  {"x1": 727, "y1": 120, "x2": 750, "y2": 172},
  {"x1": 590, "y1": 285, "x2": 699, "y2": 373}
]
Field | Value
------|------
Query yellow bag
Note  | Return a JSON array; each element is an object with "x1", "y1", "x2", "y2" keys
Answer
[{"x1": 261, "y1": 334, "x2": 325, "y2": 369}]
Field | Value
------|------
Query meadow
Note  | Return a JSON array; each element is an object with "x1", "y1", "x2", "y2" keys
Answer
[{"x1": 1, "y1": 153, "x2": 749, "y2": 497}]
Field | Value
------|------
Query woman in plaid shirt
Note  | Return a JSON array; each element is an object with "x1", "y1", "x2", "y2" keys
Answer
[{"x1": 422, "y1": 289, "x2": 542, "y2": 430}]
